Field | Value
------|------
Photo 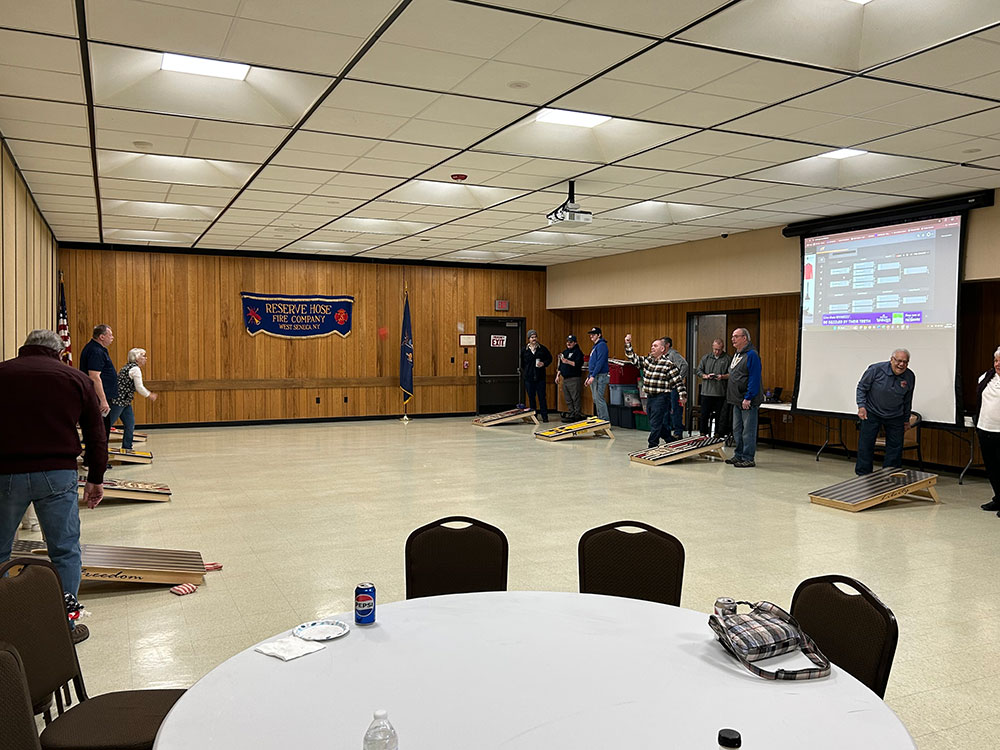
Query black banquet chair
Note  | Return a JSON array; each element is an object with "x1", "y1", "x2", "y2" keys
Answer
[
  {"x1": 578, "y1": 521, "x2": 685, "y2": 606},
  {"x1": 0, "y1": 557, "x2": 185, "y2": 750},
  {"x1": 0, "y1": 641, "x2": 43, "y2": 750},
  {"x1": 405, "y1": 516, "x2": 509, "y2": 599},
  {"x1": 790, "y1": 574, "x2": 898, "y2": 699}
]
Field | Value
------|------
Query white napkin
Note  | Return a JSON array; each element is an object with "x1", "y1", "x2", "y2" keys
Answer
[{"x1": 255, "y1": 636, "x2": 325, "y2": 661}]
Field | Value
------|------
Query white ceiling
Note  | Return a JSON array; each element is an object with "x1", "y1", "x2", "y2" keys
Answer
[{"x1": 0, "y1": 0, "x2": 998, "y2": 265}]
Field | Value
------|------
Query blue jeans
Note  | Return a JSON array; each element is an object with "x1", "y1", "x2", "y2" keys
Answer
[
  {"x1": 669, "y1": 390, "x2": 684, "y2": 438},
  {"x1": 732, "y1": 404, "x2": 759, "y2": 462},
  {"x1": 0, "y1": 470, "x2": 81, "y2": 596},
  {"x1": 108, "y1": 402, "x2": 136, "y2": 449},
  {"x1": 590, "y1": 373, "x2": 609, "y2": 420},
  {"x1": 646, "y1": 391, "x2": 670, "y2": 448},
  {"x1": 856, "y1": 413, "x2": 905, "y2": 475}
]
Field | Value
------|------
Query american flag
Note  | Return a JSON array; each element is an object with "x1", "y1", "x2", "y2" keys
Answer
[{"x1": 57, "y1": 274, "x2": 72, "y2": 365}]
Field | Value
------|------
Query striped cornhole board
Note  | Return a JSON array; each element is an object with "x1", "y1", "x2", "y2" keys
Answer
[
  {"x1": 809, "y1": 467, "x2": 940, "y2": 512},
  {"x1": 629, "y1": 435, "x2": 727, "y2": 465},
  {"x1": 12, "y1": 539, "x2": 205, "y2": 586}
]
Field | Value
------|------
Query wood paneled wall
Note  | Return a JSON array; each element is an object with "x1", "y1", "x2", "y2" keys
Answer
[
  {"x1": 57, "y1": 247, "x2": 566, "y2": 424},
  {"x1": 0, "y1": 143, "x2": 57, "y2": 360},
  {"x1": 561, "y1": 288, "x2": 998, "y2": 471}
]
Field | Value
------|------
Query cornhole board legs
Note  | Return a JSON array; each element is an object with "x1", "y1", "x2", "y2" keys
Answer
[
  {"x1": 629, "y1": 435, "x2": 727, "y2": 465},
  {"x1": 809, "y1": 467, "x2": 940, "y2": 512},
  {"x1": 78, "y1": 477, "x2": 171, "y2": 502},
  {"x1": 473, "y1": 408, "x2": 539, "y2": 427},
  {"x1": 535, "y1": 417, "x2": 614, "y2": 441},
  {"x1": 12, "y1": 539, "x2": 205, "y2": 586}
]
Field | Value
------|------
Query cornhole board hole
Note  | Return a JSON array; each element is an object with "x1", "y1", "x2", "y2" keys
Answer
[
  {"x1": 535, "y1": 416, "x2": 614, "y2": 442},
  {"x1": 108, "y1": 447, "x2": 153, "y2": 464},
  {"x1": 79, "y1": 477, "x2": 171, "y2": 503},
  {"x1": 629, "y1": 435, "x2": 727, "y2": 465},
  {"x1": 473, "y1": 407, "x2": 539, "y2": 427},
  {"x1": 12, "y1": 539, "x2": 205, "y2": 586},
  {"x1": 809, "y1": 467, "x2": 940, "y2": 512}
]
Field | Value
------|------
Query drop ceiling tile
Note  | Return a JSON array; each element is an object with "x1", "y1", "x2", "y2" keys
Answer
[
  {"x1": 99, "y1": 178, "x2": 170, "y2": 201},
  {"x1": 874, "y1": 37, "x2": 1000, "y2": 91},
  {"x1": 10, "y1": 156, "x2": 92, "y2": 175},
  {"x1": 163, "y1": 184, "x2": 239, "y2": 204},
  {"x1": 727, "y1": 139, "x2": 831, "y2": 163},
  {"x1": 494, "y1": 19, "x2": 647, "y2": 76},
  {"x1": 0, "y1": 0, "x2": 77, "y2": 34},
  {"x1": 786, "y1": 78, "x2": 921, "y2": 117},
  {"x1": 97, "y1": 150, "x2": 255, "y2": 187},
  {"x1": 380, "y1": 0, "x2": 536, "y2": 59},
  {"x1": 956, "y1": 71, "x2": 1000, "y2": 99},
  {"x1": 698, "y1": 60, "x2": 843, "y2": 104},
  {"x1": 313, "y1": 173, "x2": 404, "y2": 198},
  {"x1": 725, "y1": 106, "x2": 845, "y2": 138},
  {"x1": 863, "y1": 91, "x2": 995, "y2": 128},
  {"x1": 0, "y1": 29, "x2": 81, "y2": 74},
  {"x1": 0, "y1": 96, "x2": 88, "y2": 135},
  {"x1": 609, "y1": 42, "x2": 752, "y2": 91},
  {"x1": 552, "y1": 78, "x2": 678, "y2": 119},
  {"x1": 639, "y1": 91, "x2": 763, "y2": 128},
  {"x1": 0, "y1": 120, "x2": 90, "y2": 147},
  {"x1": 0, "y1": 65, "x2": 84, "y2": 103},
  {"x1": 236, "y1": 0, "x2": 397, "y2": 39},
  {"x1": 629, "y1": 171, "x2": 719, "y2": 191},
  {"x1": 350, "y1": 43, "x2": 485, "y2": 91},
  {"x1": 6, "y1": 140, "x2": 91, "y2": 163},
  {"x1": 934, "y1": 108, "x2": 1000, "y2": 138},
  {"x1": 451, "y1": 60, "x2": 589, "y2": 105},
  {"x1": 221, "y1": 18, "x2": 364, "y2": 76},
  {"x1": 85, "y1": 0, "x2": 234, "y2": 58},
  {"x1": 380, "y1": 180, "x2": 524, "y2": 209},
  {"x1": 790, "y1": 117, "x2": 907, "y2": 147},
  {"x1": 385, "y1": 119, "x2": 495, "y2": 150}
]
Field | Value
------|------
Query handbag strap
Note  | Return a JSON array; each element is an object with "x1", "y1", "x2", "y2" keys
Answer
[{"x1": 709, "y1": 608, "x2": 832, "y2": 681}]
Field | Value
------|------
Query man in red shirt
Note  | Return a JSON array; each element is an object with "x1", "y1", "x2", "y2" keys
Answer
[{"x1": 0, "y1": 329, "x2": 106, "y2": 644}]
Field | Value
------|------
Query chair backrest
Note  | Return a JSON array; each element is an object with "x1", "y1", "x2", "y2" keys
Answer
[
  {"x1": 0, "y1": 559, "x2": 86, "y2": 712},
  {"x1": 405, "y1": 516, "x2": 509, "y2": 599},
  {"x1": 578, "y1": 521, "x2": 685, "y2": 606},
  {"x1": 0, "y1": 641, "x2": 43, "y2": 750},
  {"x1": 790, "y1": 574, "x2": 898, "y2": 698}
]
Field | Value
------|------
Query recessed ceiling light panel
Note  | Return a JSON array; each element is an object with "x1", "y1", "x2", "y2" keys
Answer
[
  {"x1": 819, "y1": 148, "x2": 868, "y2": 160},
  {"x1": 535, "y1": 109, "x2": 611, "y2": 128},
  {"x1": 161, "y1": 53, "x2": 250, "y2": 81}
]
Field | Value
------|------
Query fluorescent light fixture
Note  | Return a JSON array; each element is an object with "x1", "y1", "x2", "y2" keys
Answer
[
  {"x1": 818, "y1": 148, "x2": 868, "y2": 159},
  {"x1": 161, "y1": 53, "x2": 250, "y2": 80},
  {"x1": 535, "y1": 109, "x2": 611, "y2": 128}
]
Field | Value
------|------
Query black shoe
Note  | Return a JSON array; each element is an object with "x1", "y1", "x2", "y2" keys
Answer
[
  {"x1": 541, "y1": 416, "x2": 549, "y2": 423},
  {"x1": 981, "y1": 499, "x2": 1000, "y2": 511},
  {"x1": 71, "y1": 624, "x2": 90, "y2": 645},
  {"x1": 734, "y1": 460, "x2": 756, "y2": 468},
  {"x1": 725, "y1": 457, "x2": 738, "y2": 464}
]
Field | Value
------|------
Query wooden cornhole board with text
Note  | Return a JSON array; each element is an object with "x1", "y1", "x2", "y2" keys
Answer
[
  {"x1": 535, "y1": 416, "x2": 614, "y2": 442},
  {"x1": 473, "y1": 407, "x2": 539, "y2": 427},
  {"x1": 12, "y1": 539, "x2": 205, "y2": 586},
  {"x1": 108, "y1": 447, "x2": 153, "y2": 464},
  {"x1": 629, "y1": 435, "x2": 727, "y2": 465},
  {"x1": 78, "y1": 476, "x2": 171, "y2": 503},
  {"x1": 809, "y1": 467, "x2": 940, "y2": 512}
]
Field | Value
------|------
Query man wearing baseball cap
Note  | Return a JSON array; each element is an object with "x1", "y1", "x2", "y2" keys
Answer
[
  {"x1": 586, "y1": 327, "x2": 610, "y2": 421},
  {"x1": 555, "y1": 334, "x2": 584, "y2": 422}
]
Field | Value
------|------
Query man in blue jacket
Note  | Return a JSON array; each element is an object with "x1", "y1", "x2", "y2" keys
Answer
[
  {"x1": 585, "y1": 326, "x2": 610, "y2": 421},
  {"x1": 725, "y1": 328, "x2": 763, "y2": 468},
  {"x1": 855, "y1": 350, "x2": 915, "y2": 475}
]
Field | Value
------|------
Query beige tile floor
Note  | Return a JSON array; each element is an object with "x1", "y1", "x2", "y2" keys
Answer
[{"x1": 19, "y1": 417, "x2": 1000, "y2": 748}]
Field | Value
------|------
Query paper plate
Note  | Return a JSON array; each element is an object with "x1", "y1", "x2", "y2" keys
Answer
[{"x1": 293, "y1": 620, "x2": 350, "y2": 641}]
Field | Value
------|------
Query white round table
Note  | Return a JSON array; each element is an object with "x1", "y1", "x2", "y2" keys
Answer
[{"x1": 153, "y1": 591, "x2": 915, "y2": 749}]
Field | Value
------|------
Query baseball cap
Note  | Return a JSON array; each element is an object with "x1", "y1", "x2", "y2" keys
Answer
[
  {"x1": 566, "y1": 334, "x2": 577, "y2": 342},
  {"x1": 587, "y1": 327, "x2": 602, "y2": 336}
]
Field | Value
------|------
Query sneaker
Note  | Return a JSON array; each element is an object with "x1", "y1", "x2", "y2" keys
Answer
[
  {"x1": 725, "y1": 457, "x2": 739, "y2": 464},
  {"x1": 981, "y1": 499, "x2": 1000, "y2": 511},
  {"x1": 734, "y1": 460, "x2": 756, "y2": 468},
  {"x1": 70, "y1": 624, "x2": 90, "y2": 645}
]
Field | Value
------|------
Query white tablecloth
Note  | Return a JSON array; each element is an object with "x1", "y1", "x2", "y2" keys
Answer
[{"x1": 153, "y1": 591, "x2": 914, "y2": 749}]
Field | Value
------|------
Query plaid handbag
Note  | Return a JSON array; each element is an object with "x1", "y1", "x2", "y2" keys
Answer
[{"x1": 708, "y1": 600, "x2": 831, "y2": 680}]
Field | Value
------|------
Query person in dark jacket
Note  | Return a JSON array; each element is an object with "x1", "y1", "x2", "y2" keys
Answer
[
  {"x1": 555, "y1": 334, "x2": 584, "y2": 422},
  {"x1": 0, "y1": 329, "x2": 106, "y2": 644},
  {"x1": 725, "y1": 327, "x2": 763, "y2": 468},
  {"x1": 975, "y1": 347, "x2": 1000, "y2": 515},
  {"x1": 521, "y1": 329, "x2": 553, "y2": 422},
  {"x1": 855, "y1": 349, "x2": 915, "y2": 475}
]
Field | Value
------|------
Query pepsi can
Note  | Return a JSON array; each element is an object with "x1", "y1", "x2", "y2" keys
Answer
[
  {"x1": 714, "y1": 597, "x2": 737, "y2": 617},
  {"x1": 355, "y1": 582, "x2": 376, "y2": 625}
]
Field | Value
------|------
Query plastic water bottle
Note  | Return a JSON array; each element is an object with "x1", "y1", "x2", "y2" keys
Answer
[{"x1": 362, "y1": 709, "x2": 398, "y2": 750}]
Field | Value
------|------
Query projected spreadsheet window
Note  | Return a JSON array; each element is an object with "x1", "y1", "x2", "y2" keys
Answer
[{"x1": 803, "y1": 216, "x2": 959, "y2": 331}]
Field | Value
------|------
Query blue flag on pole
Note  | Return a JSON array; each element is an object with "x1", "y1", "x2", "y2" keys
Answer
[{"x1": 400, "y1": 292, "x2": 414, "y2": 404}]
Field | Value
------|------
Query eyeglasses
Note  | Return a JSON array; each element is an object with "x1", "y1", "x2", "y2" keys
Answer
[{"x1": 890, "y1": 356, "x2": 909, "y2": 365}]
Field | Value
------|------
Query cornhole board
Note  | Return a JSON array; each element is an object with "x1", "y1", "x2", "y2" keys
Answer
[
  {"x1": 629, "y1": 435, "x2": 727, "y2": 465},
  {"x1": 78, "y1": 427, "x2": 148, "y2": 443},
  {"x1": 78, "y1": 477, "x2": 171, "y2": 503},
  {"x1": 809, "y1": 467, "x2": 940, "y2": 512},
  {"x1": 108, "y1": 447, "x2": 153, "y2": 464},
  {"x1": 535, "y1": 416, "x2": 614, "y2": 441},
  {"x1": 12, "y1": 539, "x2": 205, "y2": 586},
  {"x1": 473, "y1": 407, "x2": 539, "y2": 427}
]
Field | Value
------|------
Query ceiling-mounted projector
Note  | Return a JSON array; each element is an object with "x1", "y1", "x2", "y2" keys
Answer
[{"x1": 547, "y1": 180, "x2": 592, "y2": 227}]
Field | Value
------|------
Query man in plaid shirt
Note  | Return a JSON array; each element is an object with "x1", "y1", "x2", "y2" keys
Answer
[{"x1": 624, "y1": 333, "x2": 687, "y2": 448}]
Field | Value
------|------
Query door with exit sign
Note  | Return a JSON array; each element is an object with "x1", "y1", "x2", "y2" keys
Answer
[{"x1": 476, "y1": 316, "x2": 525, "y2": 414}]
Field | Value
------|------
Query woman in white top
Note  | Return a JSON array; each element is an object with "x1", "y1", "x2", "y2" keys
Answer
[
  {"x1": 108, "y1": 348, "x2": 158, "y2": 450},
  {"x1": 976, "y1": 346, "x2": 1000, "y2": 515}
]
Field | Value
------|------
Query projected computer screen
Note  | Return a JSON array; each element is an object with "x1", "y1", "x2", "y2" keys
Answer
[{"x1": 797, "y1": 214, "x2": 961, "y2": 424}]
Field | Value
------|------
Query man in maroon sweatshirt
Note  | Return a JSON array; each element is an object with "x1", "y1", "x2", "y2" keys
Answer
[{"x1": 0, "y1": 329, "x2": 106, "y2": 643}]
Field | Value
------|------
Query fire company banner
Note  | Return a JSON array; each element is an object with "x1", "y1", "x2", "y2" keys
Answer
[{"x1": 241, "y1": 292, "x2": 354, "y2": 339}]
